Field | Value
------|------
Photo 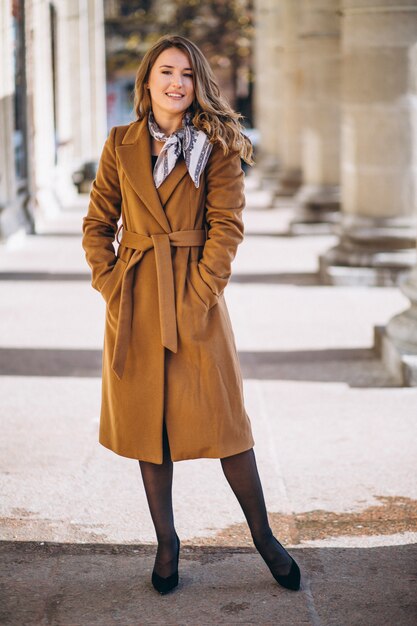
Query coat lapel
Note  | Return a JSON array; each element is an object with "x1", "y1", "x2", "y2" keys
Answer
[
  {"x1": 115, "y1": 114, "x2": 189, "y2": 233},
  {"x1": 156, "y1": 154, "x2": 188, "y2": 207}
]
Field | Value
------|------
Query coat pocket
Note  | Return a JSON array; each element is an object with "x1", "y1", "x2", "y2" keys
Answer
[
  {"x1": 100, "y1": 256, "x2": 127, "y2": 303},
  {"x1": 188, "y1": 261, "x2": 219, "y2": 311}
]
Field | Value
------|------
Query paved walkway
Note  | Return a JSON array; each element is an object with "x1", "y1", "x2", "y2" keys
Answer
[{"x1": 1, "y1": 173, "x2": 416, "y2": 625}]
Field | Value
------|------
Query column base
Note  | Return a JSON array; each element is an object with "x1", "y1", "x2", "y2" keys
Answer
[
  {"x1": 0, "y1": 194, "x2": 35, "y2": 241},
  {"x1": 374, "y1": 256, "x2": 417, "y2": 386},
  {"x1": 255, "y1": 155, "x2": 281, "y2": 193},
  {"x1": 386, "y1": 266, "x2": 417, "y2": 344},
  {"x1": 245, "y1": 168, "x2": 278, "y2": 210},
  {"x1": 374, "y1": 326, "x2": 417, "y2": 387},
  {"x1": 289, "y1": 184, "x2": 341, "y2": 235},
  {"x1": 319, "y1": 250, "x2": 415, "y2": 286},
  {"x1": 275, "y1": 167, "x2": 302, "y2": 197},
  {"x1": 318, "y1": 214, "x2": 417, "y2": 286}
]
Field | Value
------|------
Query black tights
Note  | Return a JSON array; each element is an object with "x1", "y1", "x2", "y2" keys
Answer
[
  {"x1": 139, "y1": 421, "x2": 292, "y2": 578},
  {"x1": 139, "y1": 421, "x2": 177, "y2": 578}
]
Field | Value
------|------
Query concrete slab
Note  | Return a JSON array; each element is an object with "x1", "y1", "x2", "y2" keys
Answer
[
  {"x1": 2, "y1": 374, "x2": 416, "y2": 547},
  {"x1": 1, "y1": 542, "x2": 416, "y2": 626},
  {"x1": 0, "y1": 231, "x2": 87, "y2": 274}
]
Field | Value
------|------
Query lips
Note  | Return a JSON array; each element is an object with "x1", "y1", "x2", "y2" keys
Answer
[{"x1": 166, "y1": 93, "x2": 184, "y2": 99}]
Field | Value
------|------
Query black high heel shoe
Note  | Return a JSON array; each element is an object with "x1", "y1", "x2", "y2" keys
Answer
[
  {"x1": 151, "y1": 533, "x2": 180, "y2": 595},
  {"x1": 255, "y1": 536, "x2": 301, "y2": 591}
]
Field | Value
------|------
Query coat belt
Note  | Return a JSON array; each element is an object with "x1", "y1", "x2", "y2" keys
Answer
[{"x1": 111, "y1": 225, "x2": 206, "y2": 380}]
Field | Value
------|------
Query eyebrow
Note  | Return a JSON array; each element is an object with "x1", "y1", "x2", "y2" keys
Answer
[{"x1": 158, "y1": 65, "x2": 193, "y2": 71}]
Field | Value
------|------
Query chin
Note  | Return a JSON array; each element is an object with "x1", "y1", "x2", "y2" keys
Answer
[{"x1": 167, "y1": 107, "x2": 190, "y2": 116}]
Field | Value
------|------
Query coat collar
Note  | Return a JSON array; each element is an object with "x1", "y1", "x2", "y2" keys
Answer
[{"x1": 115, "y1": 114, "x2": 188, "y2": 234}]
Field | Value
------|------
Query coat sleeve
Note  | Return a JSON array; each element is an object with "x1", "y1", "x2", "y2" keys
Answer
[
  {"x1": 82, "y1": 126, "x2": 122, "y2": 293},
  {"x1": 197, "y1": 142, "x2": 245, "y2": 298}
]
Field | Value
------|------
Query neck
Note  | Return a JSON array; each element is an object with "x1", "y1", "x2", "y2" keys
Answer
[{"x1": 151, "y1": 110, "x2": 184, "y2": 136}]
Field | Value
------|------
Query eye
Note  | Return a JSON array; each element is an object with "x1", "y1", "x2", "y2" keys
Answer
[{"x1": 160, "y1": 70, "x2": 193, "y2": 77}]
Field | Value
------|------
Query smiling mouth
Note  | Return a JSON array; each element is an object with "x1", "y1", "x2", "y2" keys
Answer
[{"x1": 166, "y1": 93, "x2": 184, "y2": 99}]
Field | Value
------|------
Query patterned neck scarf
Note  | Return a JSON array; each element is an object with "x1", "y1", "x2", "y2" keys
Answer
[{"x1": 148, "y1": 110, "x2": 213, "y2": 189}]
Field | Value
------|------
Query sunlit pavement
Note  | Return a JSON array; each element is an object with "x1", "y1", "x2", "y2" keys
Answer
[{"x1": 1, "y1": 172, "x2": 416, "y2": 625}]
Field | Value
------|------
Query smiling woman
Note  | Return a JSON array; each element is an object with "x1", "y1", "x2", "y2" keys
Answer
[{"x1": 82, "y1": 34, "x2": 301, "y2": 597}]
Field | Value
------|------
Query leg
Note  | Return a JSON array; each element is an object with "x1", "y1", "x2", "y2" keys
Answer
[
  {"x1": 220, "y1": 448, "x2": 292, "y2": 576},
  {"x1": 138, "y1": 420, "x2": 178, "y2": 578}
]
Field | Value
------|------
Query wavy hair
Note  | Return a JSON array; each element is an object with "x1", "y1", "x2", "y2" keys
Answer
[{"x1": 133, "y1": 34, "x2": 254, "y2": 165}]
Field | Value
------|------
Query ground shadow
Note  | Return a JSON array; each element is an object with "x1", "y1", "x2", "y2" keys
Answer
[
  {"x1": 0, "y1": 272, "x2": 89, "y2": 281},
  {"x1": 0, "y1": 346, "x2": 399, "y2": 387},
  {"x1": 231, "y1": 272, "x2": 321, "y2": 286}
]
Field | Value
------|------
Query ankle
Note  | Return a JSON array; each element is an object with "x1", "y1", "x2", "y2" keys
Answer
[
  {"x1": 251, "y1": 527, "x2": 273, "y2": 547},
  {"x1": 156, "y1": 531, "x2": 177, "y2": 545}
]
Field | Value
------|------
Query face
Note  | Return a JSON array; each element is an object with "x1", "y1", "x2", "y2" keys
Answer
[{"x1": 146, "y1": 47, "x2": 195, "y2": 121}]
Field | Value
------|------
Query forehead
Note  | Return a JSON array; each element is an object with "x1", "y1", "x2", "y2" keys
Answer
[{"x1": 154, "y1": 47, "x2": 192, "y2": 69}]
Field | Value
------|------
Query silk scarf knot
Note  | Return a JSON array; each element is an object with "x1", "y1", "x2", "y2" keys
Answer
[{"x1": 148, "y1": 110, "x2": 213, "y2": 189}]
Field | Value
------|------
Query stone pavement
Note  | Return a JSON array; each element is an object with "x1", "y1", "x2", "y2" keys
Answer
[{"x1": 0, "y1": 173, "x2": 416, "y2": 625}]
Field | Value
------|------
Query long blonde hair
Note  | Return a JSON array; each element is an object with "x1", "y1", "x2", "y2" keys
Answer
[{"x1": 133, "y1": 35, "x2": 254, "y2": 165}]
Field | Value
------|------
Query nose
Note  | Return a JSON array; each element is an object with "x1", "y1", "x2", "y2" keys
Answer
[{"x1": 171, "y1": 73, "x2": 183, "y2": 88}]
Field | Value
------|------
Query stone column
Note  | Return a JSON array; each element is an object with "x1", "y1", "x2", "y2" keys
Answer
[
  {"x1": 254, "y1": 0, "x2": 303, "y2": 195},
  {"x1": 380, "y1": 0, "x2": 417, "y2": 384},
  {"x1": 276, "y1": 0, "x2": 303, "y2": 196},
  {"x1": 254, "y1": 0, "x2": 282, "y2": 182},
  {"x1": 54, "y1": 0, "x2": 107, "y2": 205},
  {"x1": 290, "y1": 0, "x2": 342, "y2": 234},
  {"x1": 0, "y1": 0, "x2": 34, "y2": 238},
  {"x1": 0, "y1": 0, "x2": 18, "y2": 236},
  {"x1": 30, "y1": 0, "x2": 57, "y2": 216},
  {"x1": 74, "y1": 0, "x2": 107, "y2": 159},
  {"x1": 319, "y1": 0, "x2": 417, "y2": 286},
  {"x1": 87, "y1": 0, "x2": 107, "y2": 154}
]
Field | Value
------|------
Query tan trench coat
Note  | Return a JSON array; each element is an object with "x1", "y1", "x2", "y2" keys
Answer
[{"x1": 82, "y1": 113, "x2": 255, "y2": 463}]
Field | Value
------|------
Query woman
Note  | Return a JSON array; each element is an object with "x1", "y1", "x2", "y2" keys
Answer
[{"x1": 82, "y1": 34, "x2": 301, "y2": 595}]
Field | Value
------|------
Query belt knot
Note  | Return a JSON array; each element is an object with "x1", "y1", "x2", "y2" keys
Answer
[{"x1": 110, "y1": 227, "x2": 206, "y2": 380}]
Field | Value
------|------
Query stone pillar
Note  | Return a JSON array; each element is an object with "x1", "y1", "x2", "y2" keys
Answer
[
  {"x1": 0, "y1": 0, "x2": 34, "y2": 238},
  {"x1": 0, "y1": 0, "x2": 17, "y2": 236},
  {"x1": 290, "y1": 0, "x2": 342, "y2": 234},
  {"x1": 54, "y1": 0, "x2": 107, "y2": 205},
  {"x1": 87, "y1": 0, "x2": 107, "y2": 154},
  {"x1": 30, "y1": 0, "x2": 57, "y2": 216},
  {"x1": 254, "y1": 0, "x2": 282, "y2": 182},
  {"x1": 276, "y1": 0, "x2": 303, "y2": 195},
  {"x1": 319, "y1": 0, "x2": 417, "y2": 286},
  {"x1": 254, "y1": 0, "x2": 303, "y2": 195},
  {"x1": 380, "y1": 1, "x2": 417, "y2": 384}
]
